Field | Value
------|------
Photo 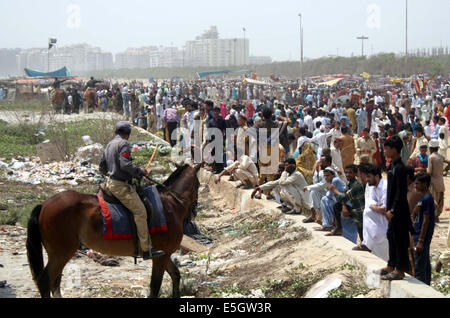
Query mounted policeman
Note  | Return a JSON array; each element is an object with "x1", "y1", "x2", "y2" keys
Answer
[
  {"x1": 84, "y1": 77, "x2": 100, "y2": 113},
  {"x1": 99, "y1": 121, "x2": 165, "y2": 260}
]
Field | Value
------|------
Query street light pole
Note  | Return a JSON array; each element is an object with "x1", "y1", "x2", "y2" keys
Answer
[
  {"x1": 357, "y1": 35, "x2": 369, "y2": 57},
  {"x1": 299, "y1": 13, "x2": 303, "y2": 83},
  {"x1": 405, "y1": 0, "x2": 408, "y2": 64}
]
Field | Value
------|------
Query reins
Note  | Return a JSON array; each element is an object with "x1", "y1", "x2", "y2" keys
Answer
[{"x1": 144, "y1": 176, "x2": 185, "y2": 206}]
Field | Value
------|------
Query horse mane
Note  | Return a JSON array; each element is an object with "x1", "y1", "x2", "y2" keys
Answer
[{"x1": 159, "y1": 164, "x2": 190, "y2": 189}]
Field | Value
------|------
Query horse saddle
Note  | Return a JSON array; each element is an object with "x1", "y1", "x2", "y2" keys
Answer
[
  {"x1": 98, "y1": 185, "x2": 167, "y2": 263},
  {"x1": 99, "y1": 185, "x2": 155, "y2": 225}
]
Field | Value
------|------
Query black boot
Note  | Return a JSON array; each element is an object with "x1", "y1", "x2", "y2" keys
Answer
[{"x1": 143, "y1": 249, "x2": 165, "y2": 260}]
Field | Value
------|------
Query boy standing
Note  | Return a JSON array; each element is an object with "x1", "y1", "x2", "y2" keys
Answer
[
  {"x1": 380, "y1": 135, "x2": 414, "y2": 281},
  {"x1": 412, "y1": 173, "x2": 436, "y2": 285}
]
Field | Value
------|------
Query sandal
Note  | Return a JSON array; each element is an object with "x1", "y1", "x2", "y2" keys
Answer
[
  {"x1": 302, "y1": 217, "x2": 316, "y2": 224},
  {"x1": 314, "y1": 226, "x2": 333, "y2": 232},
  {"x1": 381, "y1": 272, "x2": 404, "y2": 281},
  {"x1": 352, "y1": 245, "x2": 372, "y2": 252},
  {"x1": 254, "y1": 194, "x2": 262, "y2": 200},
  {"x1": 285, "y1": 210, "x2": 301, "y2": 215},
  {"x1": 376, "y1": 268, "x2": 392, "y2": 276},
  {"x1": 325, "y1": 229, "x2": 342, "y2": 236}
]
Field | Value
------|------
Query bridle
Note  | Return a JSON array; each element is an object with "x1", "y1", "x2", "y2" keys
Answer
[{"x1": 144, "y1": 176, "x2": 185, "y2": 206}]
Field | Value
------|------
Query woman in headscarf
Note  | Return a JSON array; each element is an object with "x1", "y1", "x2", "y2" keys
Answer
[
  {"x1": 296, "y1": 141, "x2": 316, "y2": 185},
  {"x1": 220, "y1": 103, "x2": 228, "y2": 119}
]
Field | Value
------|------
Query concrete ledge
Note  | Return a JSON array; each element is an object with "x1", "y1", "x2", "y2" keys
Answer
[{"x1": 199, "y1": 169, "x2": 446, "y2": 298}]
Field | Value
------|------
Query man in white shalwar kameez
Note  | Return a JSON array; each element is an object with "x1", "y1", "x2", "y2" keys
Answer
[
  {"x1": 215, "y1": 155, "x2": 259, "y2": 188},
  {"x1": 360, "y1": 166, "x2": 389, "y2": 261},
  {"x1": 252, "y1": 158, "x2": 309, "y2": 214}
]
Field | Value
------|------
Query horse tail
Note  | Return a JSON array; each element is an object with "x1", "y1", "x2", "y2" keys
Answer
[{"x1": 26, "y1": 205, "x2": 50, "y2": 297}]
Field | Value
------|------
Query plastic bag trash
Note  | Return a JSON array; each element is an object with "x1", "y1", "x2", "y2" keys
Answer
[
  {"x1": 304, "y1": 275, "x2": 342, "y2": 298},
  {"x1": 82, "y1": 136, "x2": 93, "y2": 145},
  {"x1": 0, "y1": 161, "x2": 8, "y2": 168},
  {"x1": 10, "y1": 162, "x2": 25, "y2": 170}
]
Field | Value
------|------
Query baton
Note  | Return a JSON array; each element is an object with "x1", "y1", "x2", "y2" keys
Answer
[{"x1": 146, "y1": 144, "x2": 159, "y2": 170}]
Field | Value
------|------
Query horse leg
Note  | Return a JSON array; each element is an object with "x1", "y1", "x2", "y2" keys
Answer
[
  {"x1": 149, "y1": 255, "x2": 170, "y2": 298},
  {"x1": 166, "y1": 257, "x2": 181, "y2": 298},
  {"x1": 46, "y1": 250, "x2": 77, "y2": 298}
]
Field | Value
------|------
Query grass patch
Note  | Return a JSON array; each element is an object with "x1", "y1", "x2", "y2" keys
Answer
[
  {"x1": 209, "y1": 283, "x2": 252, "y2": 298},
  {"x1": 229, "y1": 214, "x2": 284, "y2": 239},
  {"x1": 0, "y1": 120, "x2": 43, "y2": 160},
  {"x1": 327, "y1": 281, "x2": 370, "y2": 298},
  {"x1": 0, "y1": 181, "x2": 99, "y2": 227},
  {"x1": 260, "y1": 263, "x2": 369, "y2": 298},
  {"x1": 431, "y1": 267, "x2": 450, "y2": 295},
  {"x1": 1, "y1": 100, "x2": 52, "y2": 112}
]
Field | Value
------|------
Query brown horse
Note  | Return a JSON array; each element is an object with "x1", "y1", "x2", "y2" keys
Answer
[
  {"x1": 84, "y1": 88, "x2": 97, "y2": 113},
  {"x1": 50, "y1": 88, "x2": 66, "y2": 113},
  {"x1": 26, "y1": 164, "x2": 202, "y2": 298}
]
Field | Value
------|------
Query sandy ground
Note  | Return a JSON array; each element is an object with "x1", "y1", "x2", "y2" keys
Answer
[{"x1": 0, "y1": 183, "x2": 377, "y2": 298}]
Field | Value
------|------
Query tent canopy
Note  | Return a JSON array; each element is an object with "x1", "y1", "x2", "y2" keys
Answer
[
  {"x1": 24, "y1": 67, "x2": 72, "y2": 78},
  {"x1": 196, "y1": 69, "x2": 251, "y2": 79},
  {"x1": 317, "y1": 78, "x2": 343, "y2": 87}
]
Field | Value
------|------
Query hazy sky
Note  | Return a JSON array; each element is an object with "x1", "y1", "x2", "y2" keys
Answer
[{"x1": 1, "y1": 0, "x2": 449, "y2": 61}]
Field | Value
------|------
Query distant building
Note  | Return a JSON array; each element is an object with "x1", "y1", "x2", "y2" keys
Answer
[
  {"x1": 115, "y1": 47, "x2": 158, "y2": 69},
  {"x1": 15, "y1": 44, "x2": 114, "y2": 75},
  {"x1": 149, "y1": 47, "x2": 183, "y2": 68},
  {"x1": 184, "y1": 26, "x2": 249, "y2": 67},
  {"x1": 249, "y1": 56, "x2": 272, "y2": 65},
  {"x1": 0, "y1": 49, "x2": 21, "y2": 77}
]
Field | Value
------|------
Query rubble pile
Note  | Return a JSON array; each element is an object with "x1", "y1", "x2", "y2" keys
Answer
[
  {"x1": 0, "y1": 157, "x2": 103, "y2": 186},
  {"x1": 130, "y1": 141, "x2": 172, "y2": 156}
]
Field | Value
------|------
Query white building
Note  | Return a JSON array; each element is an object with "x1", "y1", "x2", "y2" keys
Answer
[
  {"x1": 185, "y1": 26, "x2": 249, "y2": 67},
  {"x1": 115, "y1": 47, "x2": 159, "y2": 69},
  {"x1": 149, "y1": 47, "x2": 183, "y2": 68}
]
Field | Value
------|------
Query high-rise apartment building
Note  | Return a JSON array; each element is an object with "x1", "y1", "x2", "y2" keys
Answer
[{"x1": 184, "y1": 26, "x2": 249, "y2": 67}]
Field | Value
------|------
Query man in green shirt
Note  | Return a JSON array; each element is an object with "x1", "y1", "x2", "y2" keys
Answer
[{"x1": 328, "y1": 164, "x2": 365, "y2": 243}]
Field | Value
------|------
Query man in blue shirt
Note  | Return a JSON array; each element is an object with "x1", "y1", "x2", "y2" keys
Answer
[
  {"x1": 314, "y1": 167, "x2": 346, "y2": 232},
  {"x1": 431, "y1": 116, "x2": 440, "y2": 140},
  {"x1": 412, "y1": 173, "x2": 436, "y2": 285}
]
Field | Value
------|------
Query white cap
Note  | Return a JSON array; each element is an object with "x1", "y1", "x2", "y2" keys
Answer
[{"x1": 429, "y1": 139, "x2": 440, "y2": 148}]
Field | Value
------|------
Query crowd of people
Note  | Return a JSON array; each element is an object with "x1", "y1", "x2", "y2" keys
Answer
[{"x1": 49, "y1": 74, "x2": 450, "y2": 285}]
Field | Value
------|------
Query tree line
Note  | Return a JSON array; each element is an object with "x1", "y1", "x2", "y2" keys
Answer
[{"x1": 86, "y1": 53, "x2": 450, "y2": 80}]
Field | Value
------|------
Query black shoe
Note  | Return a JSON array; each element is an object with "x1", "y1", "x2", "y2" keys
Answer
[{"x1": 143, "y1": 249, "x2": 165, "y2": 260}]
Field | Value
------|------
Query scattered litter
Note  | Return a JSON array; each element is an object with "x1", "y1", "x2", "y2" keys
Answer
[
  {"x1": 171, "y1": 255, "x2": 180, "y2": 268},
  {"x1": 304, "y1": 275, "x2": 343, "y2": 298},
  {"x1": 131, "y1": 141, "x2": 172, "y2": 156},
  {"x1": 180, "y1": 260, "x2": 197, "y2": 268},
  {"x1": 82, "y1": 136, "x2": 93, "y2": 145},
  {"x1": 2, "y1": 157, "x2": 104, "y2": 186},
  {"x1": 0, "y1": 281, "x2": 7, "y2": 288},
  {"x1": 201, "y1": 281, "x2": 219, "y2": 287},
  {"x1": 85, "y1": 250, "x2": 121, "y2": 267},
  {"x1": 76, "y1": 143, "x2": 104, "y2": 162},
  {"x1": 10, "y1": 162, "x2": 25, "y2": 170}
]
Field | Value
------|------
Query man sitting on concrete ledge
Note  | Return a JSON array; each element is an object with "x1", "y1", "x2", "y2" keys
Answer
[
  {"x1": 251, "y1": 158, "x2": 309, "y2": 215},
  {"x1": 215, "y1": 155, "x2": 259, "y2": 188},
  {"x1": 314, "y1": 167, "x2": 347, "y2": 232}
]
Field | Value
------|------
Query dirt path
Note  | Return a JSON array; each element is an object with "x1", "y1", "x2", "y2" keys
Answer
[{"x1": 0, "y1": 183, "x2": 381, "y2": 298}]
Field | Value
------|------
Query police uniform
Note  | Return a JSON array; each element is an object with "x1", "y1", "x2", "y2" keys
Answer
[{"x1": 100, "y1": 122, "x2": 160, "y2": 258}]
